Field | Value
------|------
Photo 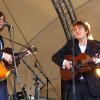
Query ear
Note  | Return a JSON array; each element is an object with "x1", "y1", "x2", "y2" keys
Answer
[
  {"x1": 84, "y1": 29, "x2": 88, "y2": 36},
  {"x1": 86, "y1": 30, "x2": 89, "y2": 34}
]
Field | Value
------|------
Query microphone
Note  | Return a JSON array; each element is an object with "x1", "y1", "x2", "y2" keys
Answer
[
  {"x1": 35, "y1": 74, "x2": 46, "y2": 86},
  {"x1": 3, "y1": 22, "x2": 13, "y2": 31}
]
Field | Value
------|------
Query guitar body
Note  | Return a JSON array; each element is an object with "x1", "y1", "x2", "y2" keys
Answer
[
  {"x1": 0, "y1": 47, "x2": 17, "y2": 81},
  {"x1": 60, "y1": 53, "x2": 93, "y2": 81},
  {"x1": 0, "y1": 61, "x2": 13, "y2": 81},
  {"x1": 0, "y1": 46, "x2": 33, "y2": 81}
]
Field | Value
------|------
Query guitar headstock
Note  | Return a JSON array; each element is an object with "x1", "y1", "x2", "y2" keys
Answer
[{"x1": 27, "y1": 46, "x2": 37, "y2": 54}]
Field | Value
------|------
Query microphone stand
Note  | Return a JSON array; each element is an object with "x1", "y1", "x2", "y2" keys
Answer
[
  {"x1": 71, "y1": 36, "x2": 75, "y2": 100},
  {"x1": 20, "y1": 58, "x2": 44, "y2": 100},
  {"x1": 34, "y1": 59, "x2": 60, "y2": 100},
  {"x1": 8, "y1": 26, "x2": 19, "y2": 100},
  {"x1": 3, "y1": 27, "x2": 60, "y2": 100}
]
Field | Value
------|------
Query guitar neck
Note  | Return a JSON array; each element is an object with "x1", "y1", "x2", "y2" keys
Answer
[{"x1": 15, "y1": 52, "x2": 27, "y2": 60}]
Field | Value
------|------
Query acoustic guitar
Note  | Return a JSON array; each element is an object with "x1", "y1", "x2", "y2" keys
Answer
[
  {"x1": 0, "y1": 46, "x2": 35, "y2": 81},
  {"x1": 60, "y1": 53, "x2": 100, "y2": 81}
]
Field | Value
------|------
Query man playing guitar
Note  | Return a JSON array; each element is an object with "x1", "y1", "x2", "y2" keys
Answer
[{"x1": 52, "y1": 21, "x2": 100, "y2": 100}]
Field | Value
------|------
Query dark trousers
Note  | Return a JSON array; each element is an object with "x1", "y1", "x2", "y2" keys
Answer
[
  {"x1": 68, "y1": 82, "x2": 98, "y2": 100},
  {"x1": 61, "y1": 79, "x2": 99, "y2": 100},
  {"x1": 61, "y1": 79, "x2": 65, "y2": 100},
  {"x1": 0, "y1": 81, "x2": 8, "y2": 100},
  {"x1": 61, "y1": 79, "x2": 68, "y2": 100}
]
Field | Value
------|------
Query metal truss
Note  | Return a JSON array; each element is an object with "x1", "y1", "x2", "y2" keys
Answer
[{"x1": 51, "y1": 0, "x2": 77, "y2": 40}]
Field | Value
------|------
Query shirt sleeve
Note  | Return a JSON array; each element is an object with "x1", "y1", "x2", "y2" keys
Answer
[
  {"x1": 0, "y1": 51, "x2": 3, "y2": 59},
  {"x1": 62, "y1": 59, "x2": 67, "y2": 69}
]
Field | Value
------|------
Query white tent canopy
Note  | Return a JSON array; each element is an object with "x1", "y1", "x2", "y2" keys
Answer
[{"x1": 0, "y1": 0, "x2": 100, "y2": 99}]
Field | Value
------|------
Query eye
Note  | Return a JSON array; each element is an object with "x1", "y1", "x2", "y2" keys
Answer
[
  {"x1": 0, "y1": 17, "x2": 4, "y2": 21},
  {"x1": 79, "y1": 26, "x2": 84, "y2": 30}
]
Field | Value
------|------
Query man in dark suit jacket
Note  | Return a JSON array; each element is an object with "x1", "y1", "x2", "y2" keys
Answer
[
  {"x1": 52, "y1": 21, "x2": 100, "y2": 100},
  {"x1": 0, "y1": 11, "x2": 13, "y2": 100},
  {"x1": 0, "y1": 11, "x2": 32, "y2": 100}
]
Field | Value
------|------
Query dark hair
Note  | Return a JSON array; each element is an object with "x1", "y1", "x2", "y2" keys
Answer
[
  {"x1": 74, "y1": 21, "x2": 90, "y2": 36},
  {"x1": 0, "y1": 12, "x2": 6, "y2": 31},
  {"x1": 0, "y1": 11, "x2": 6, "y2": 22}
]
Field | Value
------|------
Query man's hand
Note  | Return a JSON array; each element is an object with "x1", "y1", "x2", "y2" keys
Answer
[
  {"x1": 23, "y1": 49, "x2": 32, "y2": 56},
  {"x1": 65, "y1": 60, "x2": 72, "y2": 70},
  {"x1": 3, "y1": 52, "x2": 12, "y2": 64},
  {"x1": 93, "y1": 54, "x2": 100, "y2": 64}
]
